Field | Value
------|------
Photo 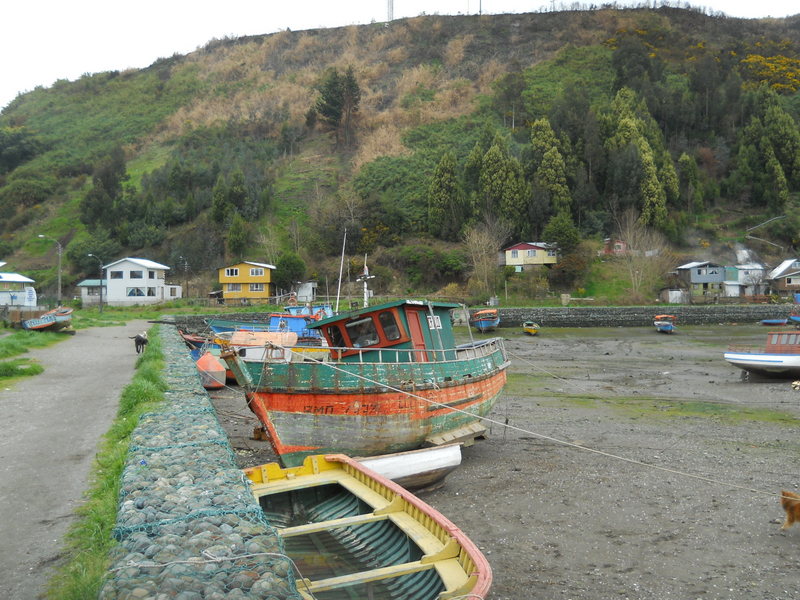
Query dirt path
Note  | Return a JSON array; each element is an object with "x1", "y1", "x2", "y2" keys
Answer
[
  {"x1": 0, "y1": 321, "x2": 148, "y2": 600},
  {"x1": 211, "y1": 323, "x2": 800, "y2": 600}
]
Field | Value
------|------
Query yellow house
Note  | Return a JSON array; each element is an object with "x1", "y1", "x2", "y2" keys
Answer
[
  {"x1": 217, "y1": 261, "x2": 276, "y2": 303},
  {"x1": 503, "y1": 242, "x2": 558, "y2": 272}
]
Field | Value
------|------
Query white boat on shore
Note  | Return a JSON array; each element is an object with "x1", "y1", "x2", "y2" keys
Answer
[{"x1": 724, "y1": 330, "x2": 800, "y2": 378}]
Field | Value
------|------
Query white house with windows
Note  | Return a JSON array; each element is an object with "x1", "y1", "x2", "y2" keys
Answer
[{"x1": 81, "y1": 258, "x2": 182, "y2": 306}]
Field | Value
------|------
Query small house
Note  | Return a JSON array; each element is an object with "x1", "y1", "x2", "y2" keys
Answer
[
  {"x1": 675, "y1": 261, "x2": 725, "y2": 301},
  {"x1": 768, "y1": 258, "x2": 800, "y2": 299},
  {"x1": 502, "y1": 242, "x2": 557, "y2": 272},
  {"x1": 723, "y1": 263, "x2": 767, "y2": 297},
  {"x1": 0, "y1": 271, "x2": 36, "y2": 306},
  {"x1": 88, "y1": 258, "x2": 181, "y2": 306},
  {"x1": 217, "y1": 261, "x2": 276, "y2": 304}
]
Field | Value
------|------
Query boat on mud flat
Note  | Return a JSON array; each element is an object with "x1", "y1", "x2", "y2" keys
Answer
[
  {"x1": 245, "y1": 453, "x2": 492, "y2": 600},
  {"x1": 21, "y1": 306, "x2": 73, "y2": 331},
  {"x1": 522, "y1": 321, "x2": 540, "y2": 336},
  {"x1": 760, "y1": 318, "x2": 788, "y2": 326},
  {"x1": 221, "y1": 299, "x2": 509, "y2": 467},
  {"x1": 724, "y1": 329, "x2": 800, "y2": 378},
  {"x1": 469, "y1": 308, "x2": 500, "y2": 333},
  {"x1": 653, "y1": 314, "x2": 677, "y2": 334}
]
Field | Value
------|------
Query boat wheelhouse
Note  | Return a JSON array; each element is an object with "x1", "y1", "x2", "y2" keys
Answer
[{"x1": 221, "y1": 300, "x2": 509, "y2": 467}]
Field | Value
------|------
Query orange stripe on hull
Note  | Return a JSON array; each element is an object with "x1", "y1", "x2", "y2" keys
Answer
[{"x1": 245, "y1": 371, "x2": 507, "y2": 459}]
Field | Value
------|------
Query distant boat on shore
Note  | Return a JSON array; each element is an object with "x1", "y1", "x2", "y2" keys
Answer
[{"x1": 724, "y1": 329, "x2": 800, "y2": 378}]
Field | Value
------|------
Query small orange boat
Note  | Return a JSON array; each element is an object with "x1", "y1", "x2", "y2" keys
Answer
[{"x1": 195, "y1": 351, "x2": 225, "y2": 389}]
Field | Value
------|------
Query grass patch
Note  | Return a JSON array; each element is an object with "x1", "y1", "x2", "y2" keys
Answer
[
  {"x1": 0, "y1": 329, "x2": 66, "y2": 359},
  {"x1": 46, "y1": 325, "x2": 167, "y2": 600},
  {"x1": 0, "y1": 359, "x2": 44, "y2": 379},
  {"x1": 603, "y1": 396, "x2": 800, "y2": 425}
]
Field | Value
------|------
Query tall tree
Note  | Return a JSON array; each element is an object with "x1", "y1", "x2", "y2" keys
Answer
[
  {"x1": 428, "y1": 152, "x2": 468, "y2": 241},
  {"x1": 315, "y1": 66, "x2": 361, "y2": 147}
]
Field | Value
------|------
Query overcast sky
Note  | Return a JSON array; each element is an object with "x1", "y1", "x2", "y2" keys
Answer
[{"x1": 2, "y1": 1, "x2": 798, "y2": 111}]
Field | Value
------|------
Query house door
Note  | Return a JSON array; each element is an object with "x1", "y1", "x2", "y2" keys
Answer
[{"x1": 406, "y1": 309, "x2": 428, "y2": 363}]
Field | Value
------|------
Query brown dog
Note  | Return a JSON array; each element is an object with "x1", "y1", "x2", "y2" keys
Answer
[{"x1": 780, "y1": 490, "x2": 800, "y2": 530}]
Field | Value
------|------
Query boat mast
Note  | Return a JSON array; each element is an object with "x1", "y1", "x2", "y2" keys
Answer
[
  {"x1": 356, "y1": 254, "x2": 374, "y2": 308},
  {"x1": 335, "y1": 229, "x2": 347, "y2": 313}
]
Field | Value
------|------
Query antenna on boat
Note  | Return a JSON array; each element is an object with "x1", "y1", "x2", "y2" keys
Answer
[
  {"x1": 356, "y1": 254, "x2": 374, "y2": 308},
  {"x1": 335, "y1": 229, "x2": 347, "y2": 313}
]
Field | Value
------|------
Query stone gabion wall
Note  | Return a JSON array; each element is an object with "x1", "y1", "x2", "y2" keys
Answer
[
  {"x1": 497, "y1": 304, "x2": 796, "y2": 328},
  {"x1": 99, "y1": 326, "x2": 302, "y2": 600}
]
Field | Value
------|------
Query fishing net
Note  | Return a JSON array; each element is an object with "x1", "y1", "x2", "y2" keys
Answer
[{"x1": 99, "y1": 326, "x2": 303, "y2": 600}]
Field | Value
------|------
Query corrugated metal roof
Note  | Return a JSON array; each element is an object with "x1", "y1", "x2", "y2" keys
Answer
[
  {"x1": 0, "y1": 272, "x2": 34, "y2": 283},
  {"x1": 104, "y1": 257, "x2": 170, "y2": 270}
]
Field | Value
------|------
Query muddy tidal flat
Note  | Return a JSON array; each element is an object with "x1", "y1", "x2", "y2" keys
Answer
[{"x1": 210, "y1": 323, "x2": 800, "y2": 600}]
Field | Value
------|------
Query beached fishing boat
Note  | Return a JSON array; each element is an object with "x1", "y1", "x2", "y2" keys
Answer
[
  {"x1": 357, "y1": 443, "x2": 462, "y2": 491},
  {"x1": 760, "y1": 318, "x2": 788, "y2": 326},
  {"x1": 21, "y1": 306, "x2": 73, "y2": 331},
  {"x1": 469, "y1": 308, "x2": 500, "y2": 332},
  {"x1": 653, "y1": 314, "x2": 677, "y2": 334},
  {"x1": 522, "y1": 321, "x2": 540, "y2": 336},
  {"x1": 221, "y1": 299, "x2": 509, "y2": 467},
  {"x1": 724, "y1": 329, "x2": 800, "y2": 378},
  {"x1": 245, "y1": 453, "x2": 492, "y2": 600}
]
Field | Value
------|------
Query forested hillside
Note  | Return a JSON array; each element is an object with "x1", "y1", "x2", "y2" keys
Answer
[{"x1": 2, "y1": 6, "x2": 800, "y2": 303}]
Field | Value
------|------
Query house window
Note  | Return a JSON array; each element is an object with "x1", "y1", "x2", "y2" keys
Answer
[
  {"x1": 110, "y1": 271, "x2": 123, "y2": 279},
  {"x1": 249, "y1": 283, "x2": 264, "y2": 292},
  {"x1": 250, "y1": 267, "x2": 264, "y2": 277},
  {"x1": 547, "y1": 250, "x2": 556, "y2": 257},
  {"x1": 149, "y1": 271, "x2": 156, "y2": 279},
  {"x1": 227, "y1": 283, "x2": 241, "y2": 292},
  {"x1": 169, "y1": 288, "x2": 177, "y2": 297},
  {"x1": 147, "y1": 287, "x2": 156, "y2": 296},
  {"x1": 526, "y1": 249, "x2": 535, "y2": 257},
  {"x1": 788, "y1": 278, "x2": 796, "y2": 285},
  {"x1": 225, "y1": 268, "x2": 239, "y2": 277},
  {"x1": 86, "y1": 287, "x2": 100, "y2": 296},
  {"x1": 510, "y1": 250, "x2": 519, "y2": 258},
  {"x1": 130, "y1": 270, "x2": 143, "y2": 279},
  {"x1": 127, "y1": 287, "x2": 145, "y2": 296}
]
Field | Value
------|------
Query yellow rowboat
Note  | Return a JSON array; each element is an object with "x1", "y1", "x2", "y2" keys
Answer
[
  {"x1": 523, "y1": 321, "x2": 540, "y2": 336},
  {"x1": 245, "y1": 454, "x2": 492, "y2": 600}
]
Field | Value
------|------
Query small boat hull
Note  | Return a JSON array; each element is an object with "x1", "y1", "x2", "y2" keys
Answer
[
  {"x1": 522, "y1": 321, "x2": 540, "y2": 336},
  {"x1": 21, "y1": 307, "x2": 73, "y2": 331},
  {"x1": 245, "y1": 454, "x2": 492, "y2": 600},
  {"x1": 196, "y1": 351, "x2": 226, "y2": 389},
  {"x1": 356, "y1": 443, "x2": 462, "y2": 491},
  {"x1": 470, "y1": 309, "x2": 500, "y2": 332},
  {"x1": 761, "y1": 319, "x2": 788, "y2": 326},
  {"x1": 653, "y1": 314, "x2": 677, "y2": 334},
  {"x1": 723, "y1": 351, "x2": 800, "y2": 378}
]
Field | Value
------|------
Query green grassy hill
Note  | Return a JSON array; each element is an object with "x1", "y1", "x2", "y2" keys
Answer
[{"x1": 2, "y1": 6, "x2": 800, "y2": 304}]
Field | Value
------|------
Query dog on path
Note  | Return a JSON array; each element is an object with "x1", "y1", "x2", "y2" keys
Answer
[
  {"x1": 780, "y1": 490, "x2": 800, "y2": 530},
  {"x1": 130, "y1": 331, "x2": 148, "y2": 354}
]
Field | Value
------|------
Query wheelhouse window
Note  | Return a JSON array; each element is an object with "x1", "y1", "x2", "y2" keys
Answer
[
  {"x1": 378, "y1": 311, "x2": 401, "y2": 340},
  {"x1": 225, "y1": 268, "x2": 239, "y2": 277},
  {"x1": 346, "y1": 317, "x2": 379, "y2": 347},
  {"x1": 326, "y1": 325, "x2": 345, "y2": 348},
  {"x1": 129, "y1": 270, "x2": 143, "y2": 279},
  {"x1": 110, "y1": 271, "x2": 123, "y2": 279}
]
